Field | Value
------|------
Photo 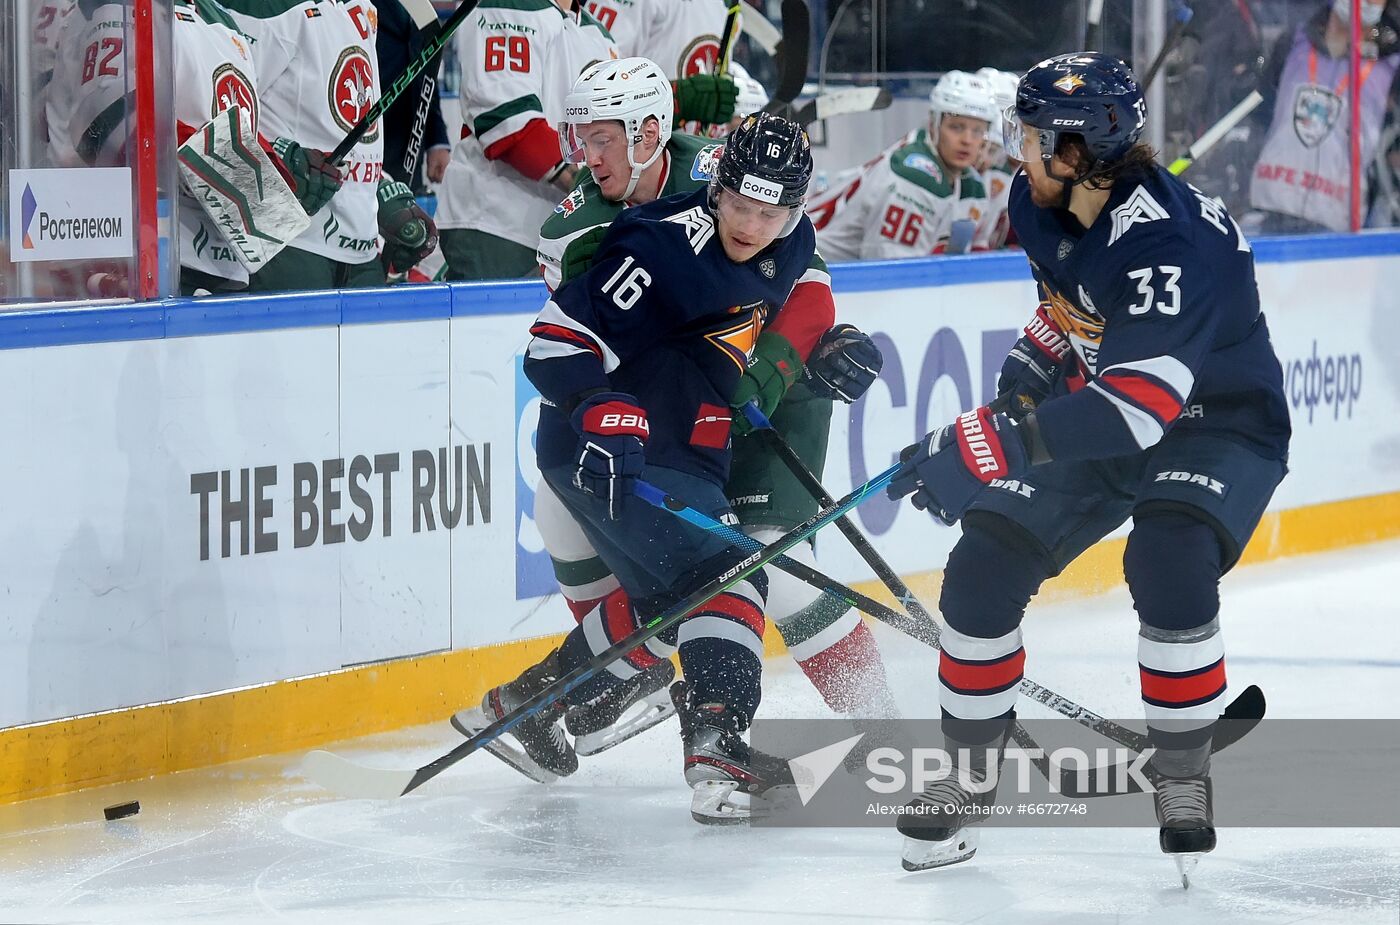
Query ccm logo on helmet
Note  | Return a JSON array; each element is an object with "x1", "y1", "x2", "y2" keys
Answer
[
  {"x1": 1052, "y1": 118, "x2": 1086, "y2": 126},
  {"x1": 739, "y1": 173, "x2": 783, "y2": 204}
]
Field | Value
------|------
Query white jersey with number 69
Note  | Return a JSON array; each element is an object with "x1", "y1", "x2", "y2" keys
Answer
[
  {"x1": 225, "y1": 0, "x2": 384, "y2": 265},
  {"x1": 434, "y1": 0, "x2": 616, "y2": 250}
]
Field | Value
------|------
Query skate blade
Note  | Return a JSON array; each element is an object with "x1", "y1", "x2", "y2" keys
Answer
[
  {"x1": 1174, "y1": 853, "x2": 1202, "y2": 889},
  {"x1": 690, "y1": 780, "x2": 752, "y2": 825},
  {"x1": 449, "y1": 709, "x2": 557, "y2": 784},
  {"x1": 901, "y1": 829, "x2": 980, "y2": 872},
  {"x1": 573, "y1": 690, "x2": 676, "y2": 757}
]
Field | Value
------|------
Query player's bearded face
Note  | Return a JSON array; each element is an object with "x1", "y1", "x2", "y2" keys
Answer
[
  {"x1": 715, "y1": 187, "x2": 794, "y2": 261},
  {"x1": 1009, "y1": 114, "x2": 1073, "y2": 209},
  {"x1": 934, "y1": 114, "x2": 990, "y2": 170}
]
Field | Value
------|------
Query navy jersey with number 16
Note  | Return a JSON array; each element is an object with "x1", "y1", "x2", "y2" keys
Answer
[{"x1": 525, "y1": 186, "x2": 818, "y2": 485}]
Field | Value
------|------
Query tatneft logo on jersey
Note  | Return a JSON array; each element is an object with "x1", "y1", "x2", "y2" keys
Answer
[
  {"x1": 329, "y1": 47, "x2": 378, "y2": 142},
  {"x1": 212, "y1": 63, "x2": 257, "y2": 130},
  {"x1": 740, "y1": 174, "x2": 783, "y2": 204},
  {"x1": 8, "y1": 168, "x2": 133, "y2": 262}
]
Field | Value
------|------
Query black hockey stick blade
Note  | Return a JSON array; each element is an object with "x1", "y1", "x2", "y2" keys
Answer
[
  {"x1": 717, "y1": 2, "x2": 741, "y2": 77},
  {"x1": 763, "y1": 0, "x2": 811, "y2": 114},
  {"x1": 1057, "y1": 684, "x2": 1267, "y2": 798}
]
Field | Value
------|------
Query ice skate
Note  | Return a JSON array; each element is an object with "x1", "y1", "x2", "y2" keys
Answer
[
  {"x1": 673, "y1": 682, "x2": 796, "y2": 825},
  {"x1": 450, "y1": 650, "x2": 578, "y2": 783},
  {"x1": 565, "y1": 659, "x2": 676, "y2": 756},
  {"x1": 897, "y1": 764, "x2": 997, "y2": 871},
  {"x1": 1154, "y1": 773, "x2": 1216, "y2": 888}
]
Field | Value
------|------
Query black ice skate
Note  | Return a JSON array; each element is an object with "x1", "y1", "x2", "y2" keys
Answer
[
  {"x1": 673, "y1": 682, "x2": 795, "y2": 825},
  {"x1": 898, "y1": 729, "x2": 1010, "y2": 872},
  {"x1": 1154, "y1": 773, "x2": 1216, "y2": 888},
  {"x1": 565, "y1": 659, "x2": 677, "y2": 756},
  {"x1": 450, "y1": 650, "x2": 578, "y2": 783}
]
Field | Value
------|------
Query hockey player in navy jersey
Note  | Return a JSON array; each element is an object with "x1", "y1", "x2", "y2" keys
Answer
[
  {"x1": 455, "y1": 113, "x2": 820, "y2": 824},
  {"x1": 886, "y1": 54, "x2": 1291, "y2": 876}
]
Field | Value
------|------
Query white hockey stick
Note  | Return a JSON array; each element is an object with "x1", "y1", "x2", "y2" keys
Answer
[
  {"x1": 303, "y1": 749, "x2": 416, "y2": 800},
  {"x1": 792, "y1": 86, "x2": 892, "y2": 125},
  {"x1": 741, "y1": 5, "x2": 782, "y2": 54},
  {"x1": 1168, "y1": 89, "x2": 1263, "y2": 175}
]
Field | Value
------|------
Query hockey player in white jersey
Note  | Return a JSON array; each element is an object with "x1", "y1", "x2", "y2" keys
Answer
[
  {"x1": 808, "y1": 70, "x2": 996, "y2": 260},
  {"x1": 973, "y1": 66, "x2": 1020, "y2": 250},
  {"x1": 31, "y1": 0, "x2": 77, "y2": 167},
  {"x1": 585, "y1": 0, "x2": 737, "y2": 133},
  {"x1": 223, "y1": 0, "x2": 436, "y2": 290},
  {"x1": 434, "y1": 0, "x2": 618, "y2": 280}
]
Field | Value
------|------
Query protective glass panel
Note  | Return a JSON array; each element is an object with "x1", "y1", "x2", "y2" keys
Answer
[{"x1": 1, "y1": 0, "x2": 175, "y2": 308}]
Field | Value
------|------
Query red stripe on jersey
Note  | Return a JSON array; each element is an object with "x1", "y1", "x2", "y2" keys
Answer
[
  {"x1": 765, "y1": 280, "x2": 834, "y2": 361},
  {"x1": 938, "y1": 647, "x2": 1025, "y2": 693},
  {"x1": 565, "y1": 595, "x2": 602, "y2": 624},
  {"x1": 484, "y1": 118, "x2": 559, "y2": 181},
  {"x1": 530, "y1": 322, "x2": 603, "y2": 360},
  {"x1": 1139, "y1": 658, "x2": 1227, "y2": 705},
  {"x1": 601, "y1": 589, "x2": 659, "y2": 669},
  {"x1": 689, "y1": 403, "x2": 732, "y2": 449},
  {"x1": 700, "y1": 591, "x2": 766, "y2": 639},
  {"x1": 1101, "y1": 371, "x2": 1183, "y2": 423}
]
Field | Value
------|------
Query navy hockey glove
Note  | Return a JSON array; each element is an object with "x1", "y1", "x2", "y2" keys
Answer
[
  {"x1": 997, "y1": 303, "x2": 1070, "y2": 420},
  {"x1": 377, "y1": 180, "x2": 438, "y2": 275},
  {"x1": 570, "y1": 392, "x2": 649, "y2": 520},
  {"x1": 804, "y1": 324, "x2": 884, "y2": 403},
  {"x1": 271, "y1": 137, "x2": 342, "y2": 215},
  {"x1": 887, "y1": 406, "x2": 1028, "y2": 526},
  {"x1": 672, "y1": 73, "x2": 739, "y2": 125},
  {"x1": 731, "y1": 332, "x2": 803, "y2": 436}
]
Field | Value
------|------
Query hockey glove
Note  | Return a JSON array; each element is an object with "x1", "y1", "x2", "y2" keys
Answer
[
  {"x1": 570, "y1": 392, "x2": 649, "y2": 521},
  {"x1": 804, "y1": 323, "x2": 884, "y2": 403},
  {"x1": 561, "y1": 225, "x2": 608, "y2": 285},
  {"x1": 997, "y1": 303, "x2": 1070, "y2": 420},
  {"x1": 887, "y1": 406, "x2": 1028, "y2": 526},
  {"x1": 271, "y1": 137, "x2": 342, "y2": 215},
  {"x1": 730, "y1": 331, "x2": 803, "y2": 436},
  {"x1": 377, "y1": 179, "x2": 438, "y2": 275},
  {"x1": 673, "y1": 74, "x2": 739, "y2": 126}
]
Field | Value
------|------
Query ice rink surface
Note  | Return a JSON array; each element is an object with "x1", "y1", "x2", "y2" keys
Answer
[{"x1": 2, "y1": 540, "x2": 1398, "y2": 924}]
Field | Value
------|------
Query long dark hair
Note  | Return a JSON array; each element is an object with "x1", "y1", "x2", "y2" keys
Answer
[{"x1": 1057, "y1": 136, "x2": 1159, "y2": 188}]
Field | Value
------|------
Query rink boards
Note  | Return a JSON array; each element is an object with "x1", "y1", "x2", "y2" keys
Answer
[{"x1": 1, "y1": 232, "x2": 1397, "y2": 800}]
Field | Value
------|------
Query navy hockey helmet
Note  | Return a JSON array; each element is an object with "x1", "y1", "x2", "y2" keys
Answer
[
  {"x1": 1007, "y1": 52, "x2": 1146, "y2": 168},
  {"x1": 710, "y1": 111, "x2": 813, "y2": 235}
]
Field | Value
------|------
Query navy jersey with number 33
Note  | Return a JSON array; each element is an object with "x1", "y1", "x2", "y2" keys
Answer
[
  {"x1": 1009, "y1": 164, "x2": 1291, "y2": 462},
  {"x1": 525, "y1": 186, "x2": 818, "y2": 485}
]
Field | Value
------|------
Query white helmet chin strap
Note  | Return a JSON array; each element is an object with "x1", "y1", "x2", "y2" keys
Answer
[{"x1": 622, "y1": 131, "x2": 665, "y2": 201}]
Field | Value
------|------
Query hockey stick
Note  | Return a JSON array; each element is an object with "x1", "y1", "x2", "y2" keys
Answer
[
  {"x1": 302, "y1": 461, "x2": 903, "y2": 799},
  {"x1": 741, "y1": 3, "x2": 782, "y2": 55},
  {"x1": 330, "y1": 0, "x2": 483, "y2": 164},
  {"x1": 1141, "y1": 0, "x2": 1193, "y2": 91},
  {"x1": 717, "y1": 2, "x2": 741, "y2": 78},
  {"x1": 1167, "y1": 89, "x2": 1263, "y2": 175},
  {"x1": 642, "y1": 471, "x2": 1269, "y2": 787},
  {"x1": 399, "y1": 0, "x2": 445, "y2": 182},
  {"x1": 761, "y1": 0, "x2": 811, "y2": 117},
  {"x1": 792, "y1": 86, "x2": 893, "y2": 126}
]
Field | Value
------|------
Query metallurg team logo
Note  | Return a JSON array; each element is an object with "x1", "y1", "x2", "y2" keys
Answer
[
  {"x1": 211, "y1": 63, "x2": 257, "y2": 131},
  {"x1": 1293, "y1": 84, "x2": 1342, "y2": 149},
  {"x1": 1053, "y1": 73, "x2": 1086, "y2": 94},
  {"x1": 329, "y1": 46, "x2": 379, "y2": 141},
  {"x1": 707, "y1": 302, "x2": 768, "y2": 371}
]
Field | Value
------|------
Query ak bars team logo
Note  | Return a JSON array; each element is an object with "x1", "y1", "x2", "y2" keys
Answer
[
  {"x1": 329, "y1": 47, "x2": 379, "y2": 142},
  {"x1": 212, "y1": 63, "x2": 257, "y2": 131}
]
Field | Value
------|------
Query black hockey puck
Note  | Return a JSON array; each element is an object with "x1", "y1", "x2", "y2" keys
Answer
[{"x1": 103, "y1": 800, "x2": 140, "y2": 821}]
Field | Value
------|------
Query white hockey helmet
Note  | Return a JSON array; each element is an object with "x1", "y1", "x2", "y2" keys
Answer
[
  {"x1": 928, "y1": 70, "x2": 999, "y2": 135},
  {"x1": 975, "y1": 67, "x2": 1021, "y2": 148},
  {"x1": 559, "y1": 56, "x2": 674, "y2": 199}
]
